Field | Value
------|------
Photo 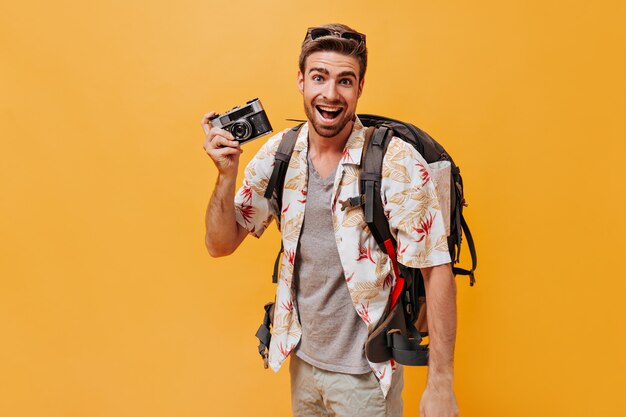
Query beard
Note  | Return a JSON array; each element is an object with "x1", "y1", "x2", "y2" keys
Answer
[{"x1": 303, "y1": 99, "x2": 355, "y2": 139}]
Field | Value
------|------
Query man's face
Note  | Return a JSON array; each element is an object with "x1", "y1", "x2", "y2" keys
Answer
[{"x1": 298, "y1": 51, "x2": 364, "y2": 139}]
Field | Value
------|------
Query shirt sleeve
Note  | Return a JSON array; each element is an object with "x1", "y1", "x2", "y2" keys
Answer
[
  {"x1": 233, "y1": 130, "x2": 286, "y2": 238},
  {"x1": 381, "y1": 138, "x2": 452, "y2": 268}
]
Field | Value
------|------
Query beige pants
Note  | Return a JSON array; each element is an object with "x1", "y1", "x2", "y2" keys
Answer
[{"x1": 289, "y1": 355, "x2": 404, "y2": 417}]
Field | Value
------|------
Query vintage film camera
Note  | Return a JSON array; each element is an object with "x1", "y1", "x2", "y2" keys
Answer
[{"x1": 210, "y1": 98, "x2": 273, "y2": 144}]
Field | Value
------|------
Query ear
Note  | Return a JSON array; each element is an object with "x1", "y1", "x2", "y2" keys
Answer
[
  {"x1": 297, "y1": 70, "x2": 304, "y2": 95},
  {"x1": 358, "y1": 76, "x2": 365, "y2": 98}
]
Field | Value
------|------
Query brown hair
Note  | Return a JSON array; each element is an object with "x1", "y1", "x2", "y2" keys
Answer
[{"x1": 299, "y1": 23, "x2": 368, "y2": 81}]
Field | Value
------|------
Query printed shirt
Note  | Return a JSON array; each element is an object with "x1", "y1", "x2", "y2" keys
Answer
[{"x1": 234, "y1": 116, "x2": 451, "y2": 397}]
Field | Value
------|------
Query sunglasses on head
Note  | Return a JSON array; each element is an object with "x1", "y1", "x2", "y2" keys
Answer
[{"x1": 305, "y1": 27, "x2": 366, "y2": 45}]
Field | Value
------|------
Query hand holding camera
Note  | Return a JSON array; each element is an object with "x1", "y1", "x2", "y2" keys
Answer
[
  {"x1": 202, "y1": 98, "x2": 273, "y2": 177},
  {"x1": 202, "y1": 112, "x2": 243, "y2": 177}
]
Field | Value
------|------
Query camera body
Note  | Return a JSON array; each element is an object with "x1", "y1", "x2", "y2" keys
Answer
[{"x1": 210, "y1": 98, "x2": 273, "y2": 144}]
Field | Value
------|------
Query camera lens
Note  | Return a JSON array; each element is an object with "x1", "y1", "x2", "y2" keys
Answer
[{"x1": 230, "y1": 120, "x2": 252, "y2": 140}]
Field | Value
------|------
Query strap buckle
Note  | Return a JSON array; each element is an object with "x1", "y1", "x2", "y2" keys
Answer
[{"x1": 339, "y1": 195, "x2": 366, "y2": 211}]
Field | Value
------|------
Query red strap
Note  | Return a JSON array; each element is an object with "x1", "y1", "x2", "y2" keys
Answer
[{"x1": 384, "y1": 239, "x2": 404, "y2": 310}]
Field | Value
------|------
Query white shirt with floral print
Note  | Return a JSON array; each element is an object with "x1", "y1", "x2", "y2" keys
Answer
[{"x1": 234, "y1": 116, "x2": 451, "y2": 397}]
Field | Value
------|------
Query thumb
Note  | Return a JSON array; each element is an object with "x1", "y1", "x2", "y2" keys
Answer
[{"x1": 201, "y1": 112, "x2": 217, "y2": 135}]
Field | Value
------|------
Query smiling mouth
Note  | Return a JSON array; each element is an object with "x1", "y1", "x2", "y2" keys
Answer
[{"x1": 316, "y1": 105, "x2": 344, "y2": 121}]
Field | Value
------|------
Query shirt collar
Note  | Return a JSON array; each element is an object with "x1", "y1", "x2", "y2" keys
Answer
[{"x1": 294, "y1": 116, "x2": 366, "y2": 166}]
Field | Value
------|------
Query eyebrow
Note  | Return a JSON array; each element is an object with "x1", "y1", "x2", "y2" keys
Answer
[{"x1": 308, "y1": 67, "x2": 358, "y2": 79}]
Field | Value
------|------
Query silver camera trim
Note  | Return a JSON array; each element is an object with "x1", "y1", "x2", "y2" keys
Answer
[
  {"x1": 247, "y1": 100, "x2": 264, "y2": 114},
  {"x1": 210, "y1": 99, "x2": 272, "y2": 144}
]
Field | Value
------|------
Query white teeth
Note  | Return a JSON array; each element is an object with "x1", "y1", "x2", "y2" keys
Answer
[{"x1": 318, "y1": 106, "x2": 342, "y2": 112}]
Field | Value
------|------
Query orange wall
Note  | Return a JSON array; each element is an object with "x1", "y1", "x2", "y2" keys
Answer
[{"x1": 1, "y1": 1, "x2": 625, "y2": 416}]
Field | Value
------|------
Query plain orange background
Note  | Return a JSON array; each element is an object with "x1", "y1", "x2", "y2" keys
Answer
[{"x1": 1, "y1": 1, "x2": 625, "y2": 416}]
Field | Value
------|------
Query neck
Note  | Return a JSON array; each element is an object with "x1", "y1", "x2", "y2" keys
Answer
[{"x1": 307, "y1": 120, "x2": 354, "y2": 155}]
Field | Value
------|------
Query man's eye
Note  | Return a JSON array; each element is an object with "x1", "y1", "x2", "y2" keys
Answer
[
  {"x1": 312, "y1": 75, "x2": 323, "y2": 82},
  {"x1": 339, "y1": 79, "x2": 353, "y2": 85}
]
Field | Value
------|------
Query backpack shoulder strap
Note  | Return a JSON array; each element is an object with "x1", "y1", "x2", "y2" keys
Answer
[
  {"x1": 264, "y1": 124, "x2": 303, "y2": 211},
  {"x1": 264, "y1": 124, "x2": 302, "y2": 284},
  {"x1": 360, "y1": 125, "x2": 394, "y2": 251},
  {"x1": 452, "y1": 213, "x2": 477, "y2": 286},
  {"x1": 360, "y1": 126, "x2": 407, "y2": 310}
]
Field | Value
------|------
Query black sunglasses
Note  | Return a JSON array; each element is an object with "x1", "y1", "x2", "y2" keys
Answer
[{"x1": 305, "y1": 27, "x2": 366, "y2": 45}]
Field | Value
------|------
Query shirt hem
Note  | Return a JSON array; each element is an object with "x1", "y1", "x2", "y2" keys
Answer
[
  {"x1": 294, "y1": 350, "x2": 372, "y2": 375},
  {"x1": 401, "y1": 253, "x2": 452, "y2": 269}
]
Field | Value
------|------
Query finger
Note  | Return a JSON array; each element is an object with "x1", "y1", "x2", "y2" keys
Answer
[
  {"x1": 209, "y1": 126, "x2": 235, "y2": 142},
  {"x1": 207, "y1": 146, "x2": 243, "y2": 158},
  {"x1": 201, "y1": 111, "x2": 217, "y2": 124},
  {"x1": 201, "y1": 111, "x2": 217, "y2": 135},
  {"x1": 203, "y1": 130, "x2": 236, "y2": 151},
  {"x1": 206, "y1": 134, "x2": 240, "y2": 151}
]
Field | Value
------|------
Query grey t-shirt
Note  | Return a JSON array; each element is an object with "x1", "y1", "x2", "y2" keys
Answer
[{"x1": 293, "y1": 154, "x2": 371, "y2": 374}]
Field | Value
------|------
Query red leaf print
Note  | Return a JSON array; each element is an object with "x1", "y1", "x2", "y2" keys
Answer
[
  {"x1": 416, "y1": 162, "x2": 430, "y2": 186},
  {"x1": 238, "y1": 204, "x2": 255, "y2": 225},
  {"x1": 356, "y1": 302, "x2": 371, "y2": 325},
  {"x1": 413, "y1": 212, "x2": 435, "y2": 243},
  {"x1": 345, "y1": 272, "x2": 354, "y2": 283},
  {"x1": 356, "y1": 244, "x2": 375, "y2": 264},
  {"x1": 397, "y1": 240, "x2": 408, "y2": 256},
  {"x1": 241, "y1": 184, "x2": 253, "y2": 205},
  {"x1": 282, "y1": 203, "x2": 291, "y2": 214},
  {"x1": 284, "y1": 249, "x2": 296, "y2": 266},
  {"x1": 278, "y1": 342, "x2": 294, "y2": 357},
  {"x1": 383, "y1": 273, "x2": 393, "y2": 290},
  {"x1": 281, "y1": 300, "x2": 294, "y2": 312},
  {"x1": 342, "y1": 148, "x2": 355, "y2": 163},
  {"x1": 298, "y1": 190, "x2": 307, "y2": 204}
]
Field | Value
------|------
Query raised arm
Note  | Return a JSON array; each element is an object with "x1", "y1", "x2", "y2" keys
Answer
[{"x1": 202, "y1": 112, "x2": 248, "y2": 257}]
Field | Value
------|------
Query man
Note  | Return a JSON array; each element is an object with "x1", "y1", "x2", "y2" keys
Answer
[{"x1": 202, "y1": 23, "x2": 459, "y2": 417}]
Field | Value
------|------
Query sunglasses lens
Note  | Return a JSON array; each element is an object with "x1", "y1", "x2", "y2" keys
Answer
[
  {"x1": 310, "y1": 28, "x2": 331, "y2": 40},
  {"x1": 341, "y1": 32, "x2": 363, "y2": 43},
  {"x1": 307, "y1": 28, "x2": 365, "y2": 45}
]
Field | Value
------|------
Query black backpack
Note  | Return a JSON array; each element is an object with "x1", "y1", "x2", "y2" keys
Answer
[{"x1": 255, "y1": 114, "x2": 477, "y2": 367}]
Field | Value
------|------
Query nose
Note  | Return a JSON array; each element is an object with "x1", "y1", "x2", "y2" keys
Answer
[{"x1": 322, "y1": 81, "x2": 339, "y2": 100}]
